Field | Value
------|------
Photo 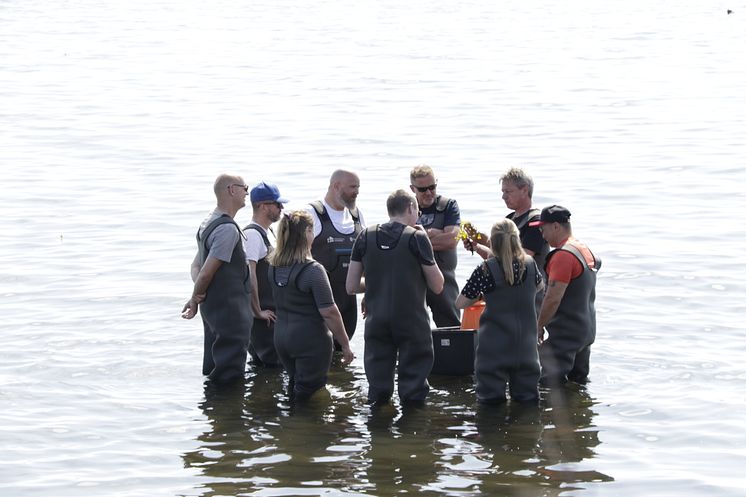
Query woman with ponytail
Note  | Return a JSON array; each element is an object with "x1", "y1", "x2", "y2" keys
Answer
[
  {"x1": 268, "y1": 210, "x2": 354, "y2": 400},
  {"x1": 456, "y1": 218, "x2": 544, "y2": 404}
]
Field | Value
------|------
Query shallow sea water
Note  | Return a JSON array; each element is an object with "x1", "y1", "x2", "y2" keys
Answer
[{"x1": 1, "y1": 1, "x2": 745, "y2": 496}]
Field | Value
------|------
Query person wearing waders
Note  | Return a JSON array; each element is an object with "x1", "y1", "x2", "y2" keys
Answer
[
  {"x1": 409, "y1": 164, "x2": 462, "y2": 327},
  {"x1": 181, "y1": 174, "x2": 253, "y2": 385},
  {"x1": 461, "y1": 167, "x2": 549, "y2": 313},
  {"x1": 346, "y1": 189, "x2": 445, "y2": 405},
  {"x1": 306, "y1": 170, "x2": 365, "y2": 349},
  {"x1": 268, "y1": 210, "x2": 354, "y2": 400},
  {"x1": 531, "y1": 205, "x2": 601, "y2": 386},
  {"x1": 456, "y1": 219, "x2": 545, "y2": 403},
  {"x1": 242, "y1": 181, "x2": 288, "y2": 368}
]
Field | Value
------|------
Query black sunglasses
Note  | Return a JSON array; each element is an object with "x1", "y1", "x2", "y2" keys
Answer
[
  {"x1": 229, "y1": 184, "x2": 249, "y2": 192},
  {"x1": 413, "y1": 183, "x2": 437, "y2": 193}
]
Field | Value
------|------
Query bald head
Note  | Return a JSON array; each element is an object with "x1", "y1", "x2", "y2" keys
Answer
[
  {"x1": 329, "y1": 169, "x2": 358, "y2": 186},
  {"x1": 214, "y1": 174, "x2": 243, "y2": 197},
  {"x1": 213, "y1": 173, "x2": 247, "y2": 216},
  {"x1": 325, "y1": 169, "x2": 360, "y2": 210}
]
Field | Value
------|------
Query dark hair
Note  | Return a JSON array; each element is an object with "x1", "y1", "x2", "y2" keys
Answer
[{"x1": 386, "y1": 189, "x2": 416, "y2": 216}]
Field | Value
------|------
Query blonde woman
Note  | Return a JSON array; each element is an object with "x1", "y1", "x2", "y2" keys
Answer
[
  {"x1": 456, "y1": 218, "x2": 544, "y2": 404},
  {"x1": 268, "y1": 210, "x2": 354, "y2": 400}
]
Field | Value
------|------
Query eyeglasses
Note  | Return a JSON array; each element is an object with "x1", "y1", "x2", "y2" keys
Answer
[
  {"x1": 413, "y1": 183, "x2": 437, "y2": 193},
  {"x1": 229, "y1": 184, "x2": 249, "y2": 192}
]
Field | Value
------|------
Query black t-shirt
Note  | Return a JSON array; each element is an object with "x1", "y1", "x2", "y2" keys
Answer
[
  {"x1": 350, "y1": 222, "x2": 436, "y2": 265},
  {"x1": 508, "y1": 210, "x2": 545, "y2": 255}
]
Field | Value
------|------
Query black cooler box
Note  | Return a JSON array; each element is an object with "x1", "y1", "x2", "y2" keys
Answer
[{"x1": 431, "y1": 326, "x2": 476, "y2": 376}]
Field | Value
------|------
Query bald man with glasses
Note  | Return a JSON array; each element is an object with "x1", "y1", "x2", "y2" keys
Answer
[
  {"x1": 409, "y1": 164, "x2": 462, "y2": 327},
  {"x1": 182, "y1": 173, "x2": 254, "y2": 385}
]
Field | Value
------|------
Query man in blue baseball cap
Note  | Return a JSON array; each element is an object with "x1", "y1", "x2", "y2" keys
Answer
[
  {"x1": 250, "y1": 181, "x2": 289, "y2": 205},
  {"x1": 243, "y1": 181, "x2": 288, "y2": 368}
]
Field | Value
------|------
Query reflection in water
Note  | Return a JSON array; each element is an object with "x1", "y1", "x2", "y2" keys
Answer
[
  {"x1": 183, "y1": 368, "x2": 612, "y2": 496},
  {"x1": 181, "y1": 369, "x2": 288, "y2": 496},
  {"x1": 538, "y1": 386, "x2": 614, "y2": 490},
  {"x1": 363, "y1": 403, "x2": 442, "y2": 494}
]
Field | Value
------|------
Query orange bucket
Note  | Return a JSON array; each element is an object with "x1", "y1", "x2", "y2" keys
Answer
[{"x1": 460, "y1": 300, "x2": 485, "y2": 330}]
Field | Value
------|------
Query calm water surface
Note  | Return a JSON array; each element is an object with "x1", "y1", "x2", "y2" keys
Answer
[{"x1": 1, "y1": 1, "x2": 745, "y2": 496}]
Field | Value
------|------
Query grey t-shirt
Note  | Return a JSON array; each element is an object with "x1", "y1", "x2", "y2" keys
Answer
[
  {"x1": 199, "y1": 209, "x2": 242, "y2": 263},
  {"x1": 272, "y1": 260, "x2": 335, "y2": 309}
]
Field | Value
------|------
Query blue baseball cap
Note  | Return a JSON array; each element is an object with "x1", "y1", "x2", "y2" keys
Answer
[{"x1": 250, "y1": 181, "x2": 289, "y2": 204}]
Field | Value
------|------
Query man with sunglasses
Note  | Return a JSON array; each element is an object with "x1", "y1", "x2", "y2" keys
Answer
[
  {"x1": 242, "y1": 181, "x2": 288, "y2": 368},
  {"x1": 409, "y1": 164, "x2": 462, "y2": 327},
  {"x1": 182, "y1": 174, "x2": 253, "y2": 385},
  {"x1": 306, "y1": 170, "x2": 366, "y2": 348}
]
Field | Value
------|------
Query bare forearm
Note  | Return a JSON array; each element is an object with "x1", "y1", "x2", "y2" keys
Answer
[
  {"x1": 320, "y1": 305, "x2": 351, "y2": 349},
  {"x1": 428, "y1": 228, "x2": 459, "y2": 251},
  {"x1": 191, "y1": 257, "x2": 222, "y2": 300},
  {"x1": 345, "y1": 261, "x2": 365, "y2": 295},
  {"x1": 249, "y1": 262, "x2": 262, "y2": 314},
  {"x1": 346, "y1": 279, "x2": 365, "y2": 294},
  {"x1": 473, "y1": 243, "x2": 491, "y2": 260},
  {"x1": 455, "y1": 293, "x2": 477, "y2": 310},
  {"x1": 183, "y1": 257, "x2": 221, "y2": 319},
  {"x1": 537, "y1": 300, "x2": 559, "y2": 331},
  {"x1": 423, "y1": 264, "x2": 444, "y2": 294},
  {"x1": 537, "y1": 280, "x2": 566, "y2": 330},
  {"x1": 319, "y1": 305, "x2": 354, "y2": 364},
  {"x1": 191, "y1": 272, "x2": 212, "y2": 301},
  {"x1": 190, "y1": 253, "x2": 201, "y2": 283}
]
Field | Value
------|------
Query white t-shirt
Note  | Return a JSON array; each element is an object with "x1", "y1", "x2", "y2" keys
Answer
[
  {"x1": 305, "y1": 200, "x2": 366, "y2": 238},
  {"x1": 242, "y1": 224, "x2": 275, "y2": 263}
]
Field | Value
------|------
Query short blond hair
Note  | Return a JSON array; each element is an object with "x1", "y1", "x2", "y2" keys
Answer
[{"x1": 410, "y1": 164, "x2": 434, "y2": 183}]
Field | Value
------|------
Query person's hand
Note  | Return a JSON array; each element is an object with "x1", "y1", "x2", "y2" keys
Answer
[
  {"x1": 462, "y1": 238, "x2": 475, "y2": 253},
  {"x1": 181, "y1": 295, "x2": 203, "y2": 320},
  {"x1": 341, "y1": 346, "x2": 355, "y2": 365},
  {"x1": 538, "y1": 327, "x2": 546, "y2": 345},
  {"x1": 360, "y1": 297, "x2": 367, "y2": 319},
  {"x1": 257, "y1": 309, "x2": 276, "y2": 326}
]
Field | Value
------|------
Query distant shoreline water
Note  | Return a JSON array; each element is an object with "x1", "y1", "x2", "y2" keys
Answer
[{"x1": 2, "y1": 1, "x2": 745, "y2": 496}]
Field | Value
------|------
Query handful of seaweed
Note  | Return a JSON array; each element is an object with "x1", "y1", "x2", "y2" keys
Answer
[{"x1": 456, "y1": 221, "x2": 487, "y2": 254}]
